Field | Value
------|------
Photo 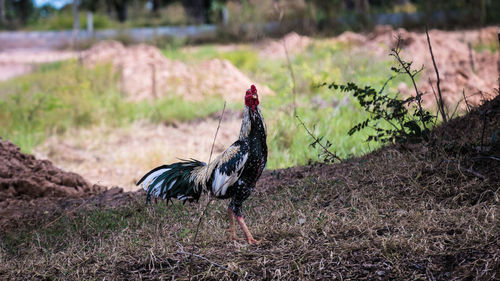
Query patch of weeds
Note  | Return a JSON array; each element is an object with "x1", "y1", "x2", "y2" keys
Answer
[
  {"x1": 472, "y1": 41, "x2": 499, "y2": 53},
  {"x1": 218, "y1": 49, "x2": 259, "y2": 73},
  {"x1": 37, "y1": 61, "x2": 63, "y2": 73},
  {"x1": 326, "y1": 77, "x2": 434, "y2": 144},
  {"x1": 0, "y1": 60, "x2": 225, "y2": 153}
]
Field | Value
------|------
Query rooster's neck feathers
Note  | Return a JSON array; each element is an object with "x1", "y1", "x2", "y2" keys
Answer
[{"x1": 239, "y1": 106, "x2": 266, "y2": 140}]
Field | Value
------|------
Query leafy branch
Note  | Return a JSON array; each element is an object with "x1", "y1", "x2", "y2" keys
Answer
[
  {"x1": 296, "y1": 115, "x2": 342, "y2": 163},
  {"x1": 322, "y1": 40, "x2": 436, "y2": 145}
]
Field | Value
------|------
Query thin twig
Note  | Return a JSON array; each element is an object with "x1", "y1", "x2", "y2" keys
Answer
[
  {"x1": 480, "y1": 110, "x2": 488, "y2": 152},
  {"x1": 189, "y1": 101, "x2": 226, "y2": 275},
  {"x1": 462, "y1": 89, "x2": 471, "y2": 113},
  {"x1": 426, "y1": 26, "x2": 447, "y2": 123},
  {"x1": 275, "y1": 3, "x2": 297, "y2": 117},
  {"x1": 283, "y1": 36, "x2": 297, "y2": 117},
  {"x1": 460, "y1": 166, "x2": 487, "y2": 180},
  {"x1": 428, "y1": 78, "x2": 442, "y2": 120},
  {"x1": 449, "y1": 100, "x2": 462, "y2": 120},
  {"x1": 391, "y1": 37, "x2": 428, "y2": 134},
  {"x1": 467, "y1": 42, "x2": 475, "y2": 73},
  {"x1": 206, "y1": 101, "x2": 227, "y2": 171},
  {"x1": 296, "y1": 115, "x2": 342, "y2": 162}
]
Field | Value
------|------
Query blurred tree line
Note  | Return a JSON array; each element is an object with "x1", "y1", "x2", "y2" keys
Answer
[{"x1": 0, "y1": 0, "x2": 498, "y2": 31}]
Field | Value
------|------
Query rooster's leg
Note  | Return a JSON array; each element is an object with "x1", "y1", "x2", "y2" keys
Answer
[
  {"x1": 236, "y1": 216, "x2": 259, "y2": 244},
  {"x1": 227, "y1": 207, "x2": 239, "y2": 241}
]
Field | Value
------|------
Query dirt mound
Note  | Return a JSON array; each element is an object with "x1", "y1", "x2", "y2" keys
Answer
[
  {"x1": 0, "y1": 138, "x2": 106, "y2": 201},
  {"x1": 81, "y1": 41, "x2": 273, "y2": 102},
  {"x1": 335, "y1": 31, "x2": 367, "y2": 45},
  {"x1": 259, "y1": 31, "x2": 311, "y2": 58},
  {"x1": 337, "y1": 26, "x2": 500, "y2": 107}
]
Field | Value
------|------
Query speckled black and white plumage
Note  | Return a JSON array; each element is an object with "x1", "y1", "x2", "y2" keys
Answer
[
  {"x1": 137, "y1": 86, "x2": 267, "y2": 218},
  {"x1": 223, "y1": 105, "x2": 267, "y2": 216}
]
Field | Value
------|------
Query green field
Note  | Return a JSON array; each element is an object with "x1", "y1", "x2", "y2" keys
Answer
[{"x1": 0, "y1": 41, "x2": 413, "y2": 169}]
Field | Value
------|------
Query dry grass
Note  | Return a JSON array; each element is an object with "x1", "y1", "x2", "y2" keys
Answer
[
  {"x1": 34, "y1": 116, "x2": 242, "y2": 191},
  {"x1": 1, "y1": 98, "x2": 499, "y2": 280}
]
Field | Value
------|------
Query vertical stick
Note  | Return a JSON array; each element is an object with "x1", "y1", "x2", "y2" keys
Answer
[
  {"x1": 87, "y1": 12, "x2": 94, "y2": 37},
  {"x1": 188, "y1": 102, "x2": 226, "y2": 277},
  {"x1": 426, "y1": 26, "x2": 447, "y2": 123},
  {"x1": 0, "y1": 0, "x2": 5, "y2": 24},
  {"x1": 275, "y1": 3, "x2": 296, "y2": 117},
  {"x1": 467, "y1": 42, "x2": 475, "y2": 73},
  {"x1": 283, "y1": 40, "x2": 297, "y2": 117},
  {"x1": 497, "y1": 33, "x2": 500, "y2": 89},
  {"x1": 150, "y1": 63, "x2": 157, "y2": 99},
  {"x1": 71, "y1": 0, "x2": 79, "y2": 49}
]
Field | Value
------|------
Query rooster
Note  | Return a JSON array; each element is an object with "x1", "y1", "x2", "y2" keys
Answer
[{"x1": 137, "y1": 85, "x2": 267, "y2": 244}]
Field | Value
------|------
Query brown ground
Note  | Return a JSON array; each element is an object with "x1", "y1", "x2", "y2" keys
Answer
[
  {"x1": 0, "y1": 138, "x2": 110, "y2": 230},
  {"x1": 258, "y1": 31, "x2": 312, "y2": 58},
  {"x1": 0, "y1": 27, "x2": 499, "y2": 279},
  {"x1": 0, "y1": 95, "x2": 498, "y2": 280}
]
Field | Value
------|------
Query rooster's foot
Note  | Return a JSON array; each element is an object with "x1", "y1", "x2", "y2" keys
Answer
[{"x1": 246, "y1": 237, "x2": 260, "y2": 244}]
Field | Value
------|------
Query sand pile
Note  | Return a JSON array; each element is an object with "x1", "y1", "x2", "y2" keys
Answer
[
  {"x1": 81, "y1": 41, "x2": 273, "y2": 102},
  {"x1": 259, "y1": 32, "x2": 311, "y2": 58},
  {"x1": 336, "y1": 26, "x2": 500, "y2": 107},
  {"x1": 0, "y1": 138, "x2": 106, "y2": 201}
]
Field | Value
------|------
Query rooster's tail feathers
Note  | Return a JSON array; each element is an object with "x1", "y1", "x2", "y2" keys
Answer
[{"x1": 137, "y1": 160, "x2": 206, "y2": 203}]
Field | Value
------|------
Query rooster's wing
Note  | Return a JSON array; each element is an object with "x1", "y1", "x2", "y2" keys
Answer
[{"x1": 211, "y1": 140, "x2": 249, "y2": 197}]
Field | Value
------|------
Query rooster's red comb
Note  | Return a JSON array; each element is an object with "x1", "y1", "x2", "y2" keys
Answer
[
  {"x1": 250, "y1": 85, "x2": 257, "y2": 94},
  {"x1": 246, "y1": 85, "x2": 257, "y2": 96},
  {"x1": 245, "y1": 85, "x2": 259, "y2": 110}
]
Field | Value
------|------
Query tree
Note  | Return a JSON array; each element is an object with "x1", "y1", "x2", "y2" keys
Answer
[
  {"x1": 113, "y1": 0, "x2": 129, "y2": 22},
  {"x1": 0, "y1": 0, "x2": 5, "y2": 24},
  {"x1": 182, "y1": 0, "x2": 210, "y2": 24},
  {"x1": 12, "y1": 0, "x2": 34, "y2": 24}
]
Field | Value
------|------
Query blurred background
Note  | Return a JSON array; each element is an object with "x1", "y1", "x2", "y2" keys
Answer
[
  {"x1": 1, "y1": 0, "x2": 499, "y2": 46},
  {"x1": 0, "y1": 0, "x2": 499, "y2": 191}
]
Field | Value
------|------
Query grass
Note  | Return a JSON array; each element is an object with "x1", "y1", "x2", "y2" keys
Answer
[
  {"x1": 26, "y1": 12, "x2": 116, "y2": 31},
  {"x1": 0, "y1": 39, "x2": 417, "y2": 167},
  {"x1": 472, "y1": 41, "x2": 500, "y2": 53},
  {"x1": 1, "y1": 111, "x2": 498, "y2": 279},
  {"x1": 160, "y1": 40, "x2": 416, "y2": 168},
  {"x1": 0, "y1": 61, "x2": 225, "y2": 153},
  {"x1": 1, "y1": 36, "x2": 498, "y2": 280}
]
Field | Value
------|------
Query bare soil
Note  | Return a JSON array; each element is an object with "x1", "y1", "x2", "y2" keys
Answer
[
  {"x1": 0, "y1": 138, "x2": 109, "y2": 230},
  {"x1": 258, "y1": 31, "x2": 312, "y2": 58},
  {"x1": 81, "y1": 41, "x2": 274, "y2": 102}
]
